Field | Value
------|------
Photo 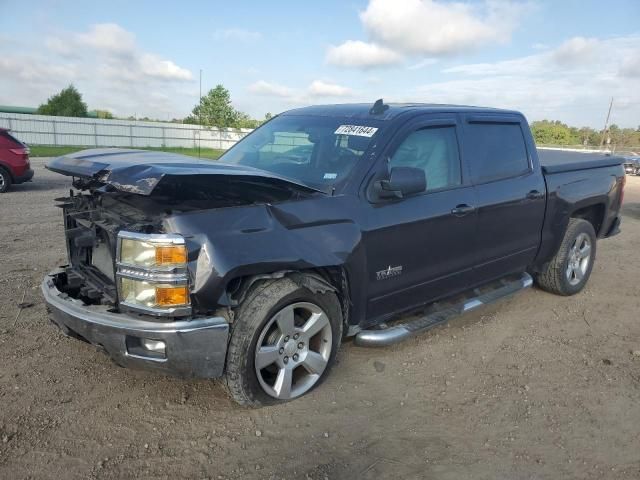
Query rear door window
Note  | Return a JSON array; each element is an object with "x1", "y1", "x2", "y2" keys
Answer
[{"x1": 466, "y1": 122, "x2": 530, "y2": 184}]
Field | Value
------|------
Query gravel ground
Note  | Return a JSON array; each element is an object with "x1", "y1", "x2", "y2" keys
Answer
[{"x1": 1, "y1": 158, "x2": 639, "y2": 480}]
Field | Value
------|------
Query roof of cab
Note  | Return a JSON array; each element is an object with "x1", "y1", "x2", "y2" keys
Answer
[{"x1": 281, "y1": 103, "x2": 521, "y2": 121}]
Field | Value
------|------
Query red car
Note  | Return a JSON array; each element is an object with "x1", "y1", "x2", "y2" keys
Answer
[{"x1": 0, "y1": 128, "x2": 33, "y2": 192}]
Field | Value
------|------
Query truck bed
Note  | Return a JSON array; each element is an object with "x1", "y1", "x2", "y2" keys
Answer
[{"x1": 538, "y1": 149, "x2": 624, "y2": 174}]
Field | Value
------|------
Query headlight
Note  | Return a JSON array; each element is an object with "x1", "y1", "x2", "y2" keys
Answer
[
  {"x1": 119, "y1": 278, "x2": 189, "y2": 309},
  {"x1": 116, "y1": 231, "x2": 191, "y2": 316},
  {"x1": 119, "y1": 236, "x2": 187, "y2": 269}
]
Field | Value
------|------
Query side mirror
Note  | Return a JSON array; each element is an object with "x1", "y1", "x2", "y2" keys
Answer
[{"x1": 376, "y1": 166, "x2": 426, "y2": 199}]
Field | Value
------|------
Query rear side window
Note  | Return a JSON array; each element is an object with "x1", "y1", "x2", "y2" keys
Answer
[
  {"x1": 0, "y1": 131, "x2": 24, "y2": 148},
  {"x1": 466, "y1": 122, "x2": 529, "y2": 184}
]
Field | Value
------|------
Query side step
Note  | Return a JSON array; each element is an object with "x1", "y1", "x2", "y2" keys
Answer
[{"x1": 354, "y1": 272, "x2": 533, "y2": 348}]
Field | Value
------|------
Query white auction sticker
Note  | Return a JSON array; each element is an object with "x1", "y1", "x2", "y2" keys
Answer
[{"x1": 334, "y1": 125, "x2": 378, "y2": 137}]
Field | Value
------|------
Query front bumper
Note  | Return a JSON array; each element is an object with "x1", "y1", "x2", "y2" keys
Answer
[{"x1": 42, "y1": 269, "x2": 229, "y2": 378}]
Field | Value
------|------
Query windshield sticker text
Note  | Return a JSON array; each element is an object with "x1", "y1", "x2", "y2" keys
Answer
[{"x1": 334, "y1": 125, "x2": 378, "y2": 137}]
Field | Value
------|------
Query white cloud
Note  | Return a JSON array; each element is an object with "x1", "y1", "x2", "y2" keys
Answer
[
  {"x1": 550, "y1": 36, "x2": 600, "y2": 65},
  {"x1": 443, "y1": 36, "x2": 605, "y2": 76},
  {"x1": 213, "y1": 28, "x2": 262, "y2": 42},
  {"x1": 247, "y1": 79, "x2": 355, "y2": 105},
  {"x1": 43, "y1": 24, "x2": 193, "y2": 83},
  {"x1": 307, "y1": 80, "x2": 352, "y2": 97},
  {"x1": 248, "y1": 80, "x2": 293, "y2": 97},
  {"x1": 326, "y1": 40, "x2": 403, "y2": 68},
  {"x1": 139, "y1": 54, "x2": 192, "y2": 81},
  {"x1": 76, "y1": 23, "x2": 136, "y2": 54},
  {"x1": 0, "y1": 23, "x2": 194, "y2": 118},
  {"x1": 412, "y1": 35, "x2": 640, "y2": 127},
  {"x1": 362, "y1": 0, "x2": 528, "y2": 55},
  {"x1": 407, "y1": 58, "x2": 439, "y2": 70},
  {"x1": 620, "y1": 54, "x2": 640, "y2": 78},
  {"x1": 327, "y1": 0, "x2": 529, "y2": 69},
  {"x1": 0, "y1": 56, "x2": 79, "y2": 83}
]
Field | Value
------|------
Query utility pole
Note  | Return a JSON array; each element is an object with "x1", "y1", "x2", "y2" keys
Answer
[
  {"x1": 599, "y1": 97, "x2": 613, "y2": 149},
  {"x1": 198, "y1": 69, "x2": 202, "y2": 159}
]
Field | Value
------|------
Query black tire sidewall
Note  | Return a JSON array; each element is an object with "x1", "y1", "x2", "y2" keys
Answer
[
  {"x1": 558, "y1": 220, "x2": 597, "y2": 295},
  {"x1": 227, "y1": 279, "x2": 343, "y2": 406},
  {"x1": 0, "y1": 167, "x2": 11, "y2": 193}
]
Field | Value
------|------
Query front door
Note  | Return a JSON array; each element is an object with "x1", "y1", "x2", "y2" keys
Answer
[{"x1": 363, "y1": 115, "x2": 478, "y2": 322}]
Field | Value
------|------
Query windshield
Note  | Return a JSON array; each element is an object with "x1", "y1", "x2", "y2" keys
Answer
[{"x1": 217, "y1": 115, "x2": 380, "y2": 190}]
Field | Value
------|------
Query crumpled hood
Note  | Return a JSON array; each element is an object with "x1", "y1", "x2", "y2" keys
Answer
[{"x1": 46, "y1": 148, "x2": 322, "y2": 196}]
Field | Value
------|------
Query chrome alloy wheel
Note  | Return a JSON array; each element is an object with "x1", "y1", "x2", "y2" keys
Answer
[
  {"x1": 254, "y1": 302, "x2": 333, "y2": 400},
  {"x1": 0, "y1": 171, "x2": 6, "y2": 190},
  {"x1": 566, "y1": 232, "x2": 592, "y2": 286}
]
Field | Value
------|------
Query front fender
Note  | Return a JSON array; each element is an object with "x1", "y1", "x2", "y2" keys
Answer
[{"x1": 164, "y1": 196, "x2": 363, "y2": 313}]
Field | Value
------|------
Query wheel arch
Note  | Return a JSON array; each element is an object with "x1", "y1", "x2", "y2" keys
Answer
[
  {"x1": 225, "y1": 266, "x2": 352, "y2": 334},
  {"x1": 0, "y1": 161, "x2": 14, "y2": 180},
  {"x1": 570, "y1": 202, "x2": 606, "y2": 236}
]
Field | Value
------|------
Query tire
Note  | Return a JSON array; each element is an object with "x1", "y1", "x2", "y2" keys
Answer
[
  {"x1": 0, "y1": 166, "x2": 12, "y2": 193},
  {"x1": 535, "y1": 218, "x2": 597, "y2": 296},
  {"x1": 224, "y1": 277, "x2": 343, "y2": 407}
]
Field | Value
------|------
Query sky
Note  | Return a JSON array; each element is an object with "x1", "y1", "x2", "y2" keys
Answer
[{"x1": 0, "y1": 0, "x2": 639, "y2": 128}]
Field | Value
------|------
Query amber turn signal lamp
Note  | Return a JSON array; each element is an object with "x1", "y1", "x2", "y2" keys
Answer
[
  {"x1": 155, "y1": 286, "x2": 189, "y2": 306},
  {"x1": 155, "y1": 245, "x2": 187, "y2": 266}
]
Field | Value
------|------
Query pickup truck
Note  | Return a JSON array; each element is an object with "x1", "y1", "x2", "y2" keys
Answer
[{"x1": 42, "y1": 101, "x2": 625, "y2": 406}]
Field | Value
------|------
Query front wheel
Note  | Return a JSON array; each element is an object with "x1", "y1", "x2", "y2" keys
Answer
[
  {"x1": 535, "y1": 218, "x2": 597, "y2": 296},
  {"x1": 224, "y1": 277, "x2": 343, "y2": 407}
]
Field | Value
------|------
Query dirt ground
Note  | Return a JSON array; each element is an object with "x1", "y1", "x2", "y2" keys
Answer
[{"x1": 1, "y1": 158, "x2": 639, "y2": 480}]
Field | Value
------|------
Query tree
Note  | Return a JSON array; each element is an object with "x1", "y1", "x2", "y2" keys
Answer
[
  {"x1": 530, "y1": 120, "x2": 572, "y2": 145},
  {"x1": 185, "y1": 84, "x2": 264, "y2": 128},
  {"x1": 188, "y1": 84, "x2": 242, "y2": 128},
  {"x1": 37, "y1": 85, "x2": 88, "y2": 117}
]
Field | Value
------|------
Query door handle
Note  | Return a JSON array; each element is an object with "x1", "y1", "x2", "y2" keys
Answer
[
  {"x1": 526, "y1": 190, "x2": 544, "y2": 200},
  {"x1": 451, "y1": 204, "x2": 476, "y2": 217}
]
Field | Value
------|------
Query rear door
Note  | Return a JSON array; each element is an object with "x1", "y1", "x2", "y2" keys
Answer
[
  {"x1": 363, "y1": 114, "x2": 478, "y2": 321},
  {"x1": 462, "y1": 115, "x2": 546, "y2": 283}
]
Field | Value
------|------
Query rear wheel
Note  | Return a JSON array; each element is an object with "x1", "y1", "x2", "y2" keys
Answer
[
  {"x1": 535, "y1": 218, "x2": 596, "y2": 296},
  {"x1": 224, "y1": 277, "x2": 343, "y2": 407},
  {"x1": 0, "y1": 167, "x2": 12, "y2": 193}
]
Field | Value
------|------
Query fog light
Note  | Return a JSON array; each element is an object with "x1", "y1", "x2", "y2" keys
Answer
[{"x1": 141, "y1": 338, "x2": 166, "y2": 355}]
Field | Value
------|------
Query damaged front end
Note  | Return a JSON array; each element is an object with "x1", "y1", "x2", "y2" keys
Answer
[
  {"x1": 42, "y1": 149, "x2": 328, "y2": 378},
  {"x1": 46, "y1": 148, "x2": 323, "y2": 318},
  {"x1": 51, "y1": 187, "x2": 188, "y2": 317}
]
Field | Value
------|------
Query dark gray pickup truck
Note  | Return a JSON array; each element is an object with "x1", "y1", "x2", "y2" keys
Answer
[{"x1": 42, "y1": 101, "x2": 625, "y2": 406}]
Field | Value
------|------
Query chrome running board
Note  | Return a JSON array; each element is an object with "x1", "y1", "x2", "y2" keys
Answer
[{"x1": 354, "y1": 272, "x2": 533, "y2": 348}]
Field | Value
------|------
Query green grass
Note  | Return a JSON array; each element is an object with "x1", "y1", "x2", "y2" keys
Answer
[{"x1": 29, "y1": 145, "x2": 225, "y2": 160}]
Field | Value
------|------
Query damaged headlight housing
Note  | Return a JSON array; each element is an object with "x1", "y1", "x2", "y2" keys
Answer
[{"x1": 116, "y1": 231, "x2": 190, "y2": 316}]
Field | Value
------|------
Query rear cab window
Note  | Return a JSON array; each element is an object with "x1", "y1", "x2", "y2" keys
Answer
[{"x1": 464, "y1": 119, "x2": 530, "y2": 184}]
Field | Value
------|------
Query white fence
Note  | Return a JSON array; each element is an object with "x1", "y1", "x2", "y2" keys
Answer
[{"x1": 0, "y1": 112, "x2": 253, "y2": 150}]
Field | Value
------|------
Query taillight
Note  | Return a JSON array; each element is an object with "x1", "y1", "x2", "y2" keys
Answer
[{"x1": 9, "y1": 148, "x2": 26, "y2": 156}]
